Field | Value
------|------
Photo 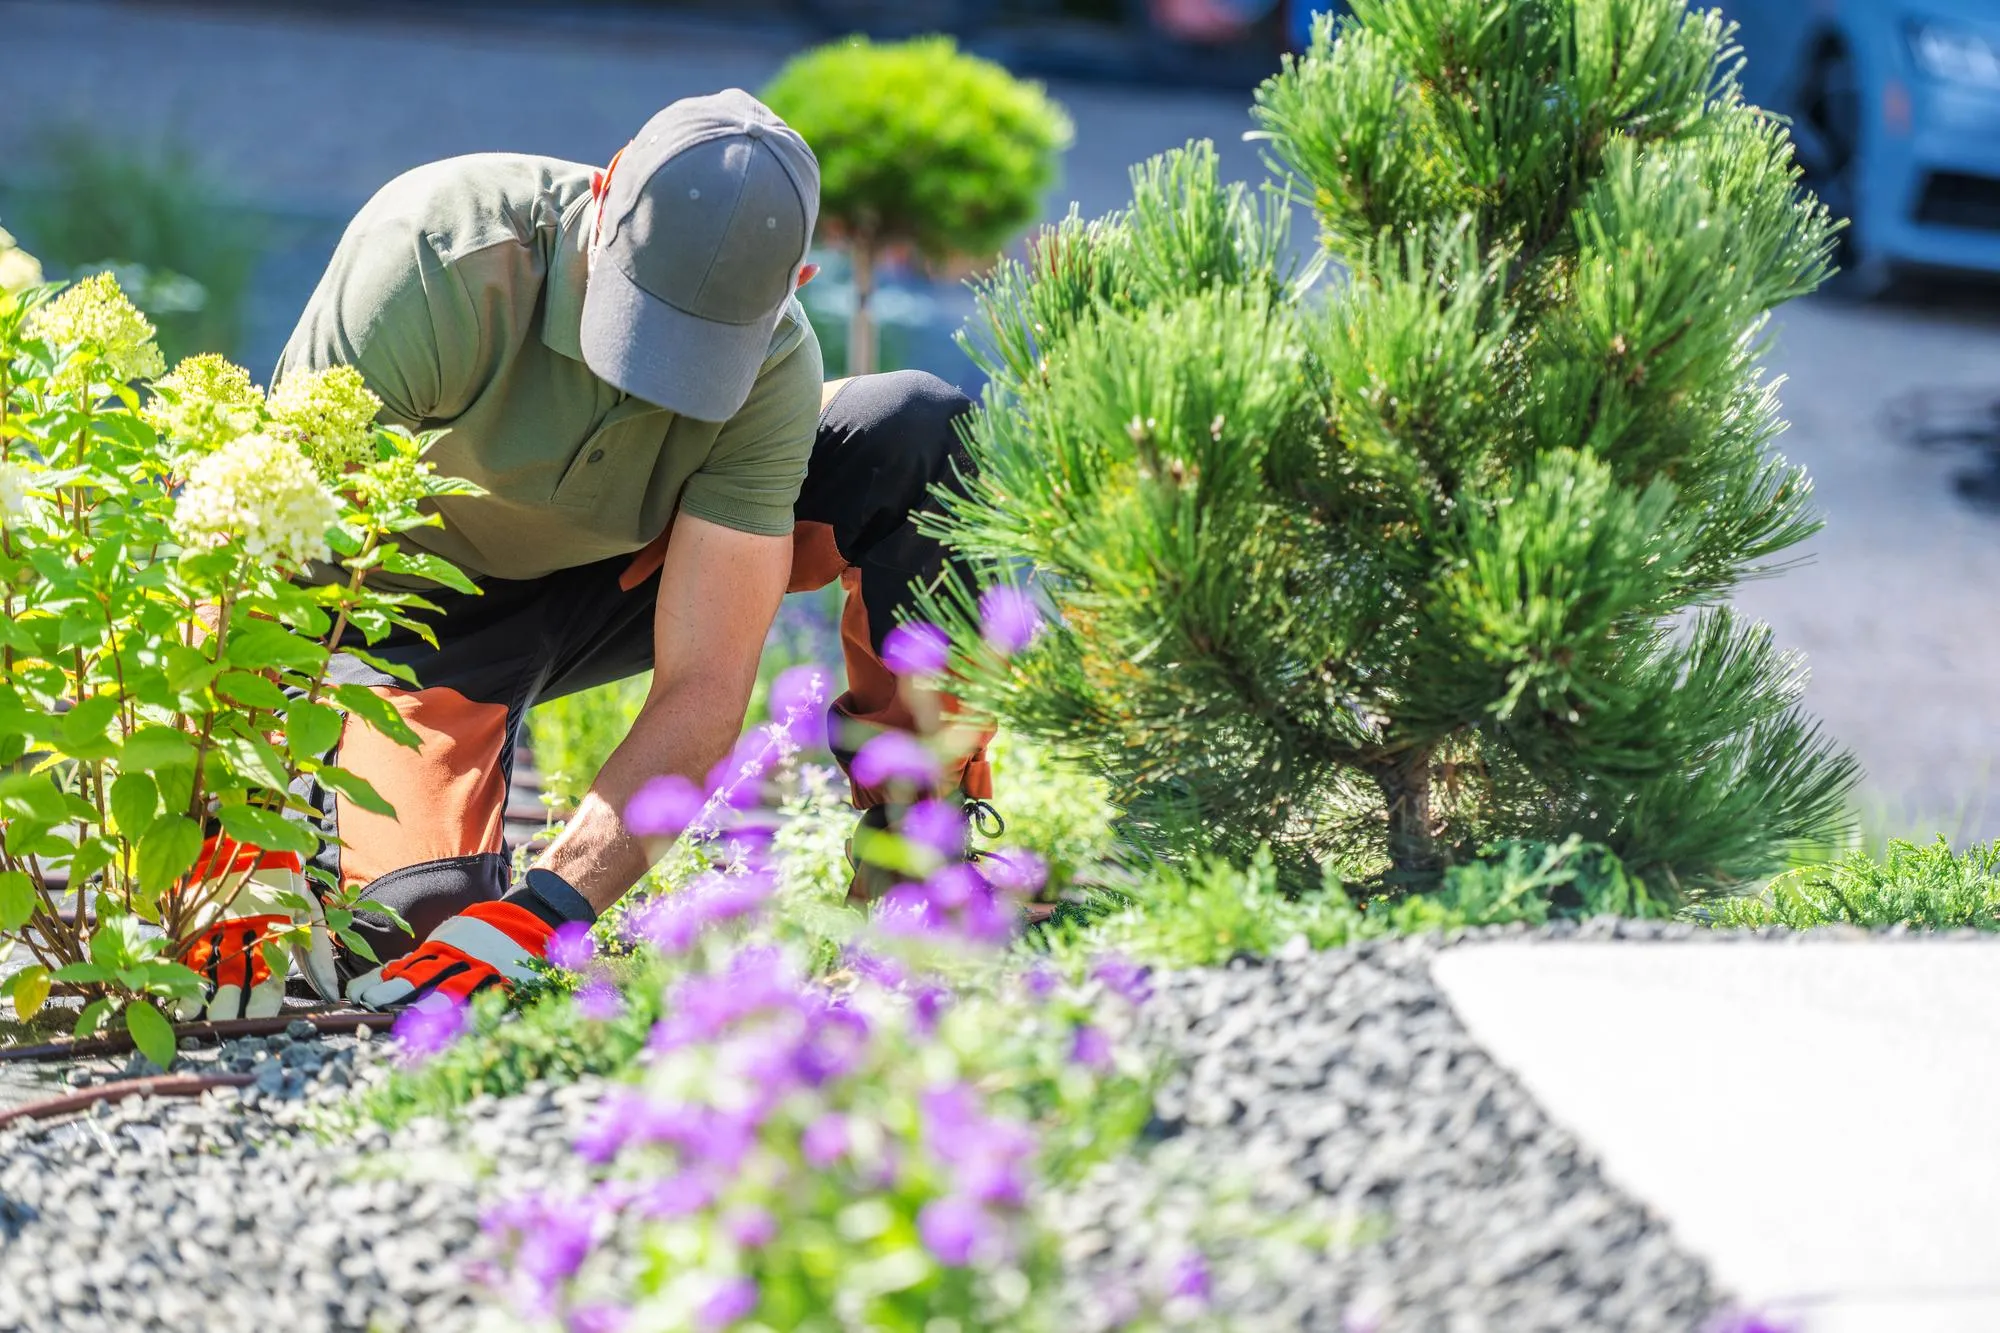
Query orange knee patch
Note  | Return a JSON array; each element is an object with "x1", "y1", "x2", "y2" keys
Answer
[{"x1": 333, "y1": 686, "x2": 511, "y2": 889}]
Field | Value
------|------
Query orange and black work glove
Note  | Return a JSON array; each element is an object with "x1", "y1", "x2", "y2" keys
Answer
[
  {"x1": 176, "y1": 835, "x2": 340, "y2": 1020},
  {"x1": 344, "y1": 868, "x2": 597, "y2": 1011}
]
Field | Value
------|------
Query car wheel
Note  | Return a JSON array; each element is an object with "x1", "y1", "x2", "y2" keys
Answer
[{"x1": 1795, "y1": 45, "x2": 1893, "y2": 298}]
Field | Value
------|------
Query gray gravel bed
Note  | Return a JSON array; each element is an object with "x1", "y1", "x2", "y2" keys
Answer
[
  {"x1": 1054, "y1": 925, "x2": 1727, "y2": 1332},
  {"x1": 0, "y1": 1021, "x2": 598, "y2": 1333},
  {"x1": 2, "y1": 922, "x2": 1938, "y2": 1331}
]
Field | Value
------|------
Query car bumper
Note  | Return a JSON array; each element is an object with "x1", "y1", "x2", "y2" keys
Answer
[{"x1": 1866, "y1": 83, "x2": 2000, "y2": 276}]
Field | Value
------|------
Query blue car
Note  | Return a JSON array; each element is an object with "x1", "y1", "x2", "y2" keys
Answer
[{"x1": 1723, "y1": 0, "x2": 2000, "y2": 290}]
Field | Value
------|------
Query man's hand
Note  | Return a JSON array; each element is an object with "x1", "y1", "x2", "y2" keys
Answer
[
  {"x1": 346, "y1": 867, "x2": 599, "y2": 1009},
  {"x1": 538, "y1": 513, "x2": 792, "y2": 913},
  {"x1": 176, "y1": 837, "x2": 339, "y2": 1020}
]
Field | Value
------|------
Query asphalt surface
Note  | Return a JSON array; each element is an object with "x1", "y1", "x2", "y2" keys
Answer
[{"x1": 5, "y1": 0, "x2": 2000, "y2": 839}]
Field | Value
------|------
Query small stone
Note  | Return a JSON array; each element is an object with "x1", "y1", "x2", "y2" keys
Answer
[{"x1": 285, "y1": 1019, "x2": 318, "y2": 1043}]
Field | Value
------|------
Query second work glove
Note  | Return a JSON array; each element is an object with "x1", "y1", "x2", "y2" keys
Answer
[
  {"x1": 176, "y1": 835, "x2": 340, "y2": 1021},
  {"x1": 345, "y1": 868, "x2": 597, "y2": 1011}
]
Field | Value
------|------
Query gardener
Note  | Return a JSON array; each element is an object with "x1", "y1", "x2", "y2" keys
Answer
[{"x1": 199, "y1": 90, "x2": 993, "y2": 1016}]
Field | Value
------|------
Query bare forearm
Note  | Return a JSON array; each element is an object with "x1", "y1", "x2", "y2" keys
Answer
[{"x1": 533, "y1": 675, "x2": 748, "y2": 913}]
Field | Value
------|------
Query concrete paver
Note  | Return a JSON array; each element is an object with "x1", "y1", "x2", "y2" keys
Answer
[{"x1": 1432, "y1": 942, "x2": 2000, "y2": 1325}]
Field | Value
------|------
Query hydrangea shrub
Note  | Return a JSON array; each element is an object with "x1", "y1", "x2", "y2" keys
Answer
[{"x1": 0, "y1": 271, "x2": 476, "y2": 1061}]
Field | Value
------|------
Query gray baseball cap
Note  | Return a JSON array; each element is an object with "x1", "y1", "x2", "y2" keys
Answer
[{"x1": 582, "y1": 89, "x2": 819, "y2": 422}]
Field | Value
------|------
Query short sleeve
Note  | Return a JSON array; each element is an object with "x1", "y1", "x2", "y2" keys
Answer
[
  {"x1": 273, "y1": 213, "x2": 454, "y2": 431},
  {"x1": 676, "y1": 302, "x2": 823, "y2": 538}
]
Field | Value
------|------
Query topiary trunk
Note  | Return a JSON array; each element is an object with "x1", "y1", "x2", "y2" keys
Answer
[{"x1": 921, "y1": 0, "x2": 1859, "y2": 900}]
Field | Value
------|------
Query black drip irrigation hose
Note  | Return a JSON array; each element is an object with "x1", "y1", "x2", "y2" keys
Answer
[{"x1": 0, "y1": 1010, "x2": 386, "y2": 1065}]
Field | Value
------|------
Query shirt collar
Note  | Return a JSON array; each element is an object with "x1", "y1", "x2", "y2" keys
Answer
[{"x1": 541, "y1": 186, "x2": 596, "y2": 364}]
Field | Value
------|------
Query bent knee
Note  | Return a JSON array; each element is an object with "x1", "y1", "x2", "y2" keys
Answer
[{"x1": 831, "y1": 369, "x2": 974, "y2": 479}]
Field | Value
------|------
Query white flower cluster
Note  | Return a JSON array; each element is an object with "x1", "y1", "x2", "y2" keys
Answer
[
  {"x1": 269, "y1": 364, "x2": 381, "y2": 484},
  {"x1": 172, "y1": 432, "x2": 339, "y2": 569},
  {"x1": 0, "y1": 460, "x2": 32, "y2": 520},
  {"x1": 0, "y1": 226, "x2": 41, "y2": 296},
  {"x1": 22, "y1": 272, "x2": 166, "y2": 386},
  {"x1": 146, "y1": 354, "x2": 265, "y2": 454}
]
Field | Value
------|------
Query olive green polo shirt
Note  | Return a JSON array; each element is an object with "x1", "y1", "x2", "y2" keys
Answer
[{"x1": 277, "y1": 153, "x2": 823, "y2": 586}]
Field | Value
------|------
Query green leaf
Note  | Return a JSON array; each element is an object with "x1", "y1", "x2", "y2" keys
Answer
[
  {"x1": 55, "y1": 694, "x2": 121, "y2": 760},
  {"x1": 216, "y1": 803, "x2": 316, "y2": 856},
  {"x1": 135, "y1": 815, "x2": 203, "y2": 892},
  {"x1": 89, "y1": 914, "x2": 145, "y2": 972},
  {"x1": 125, "y1": 1001, "x2": 176, "y2": 1070},
  {"x1": 285, "y1": 698, "x2": 345, "y2": 763},
  {"x1": 216, "y1": 669, "x2": 289, "y2": 712},
  {"x1": 340, "y1": 647, "x2": 420, "y2": 687},
  {"x1": 54, "y1": 962, "x2": 113, "y2": 985},
  {"x1": 225, "y1": 618, "x2": 327, "y2": 675},
  {"x1": 0, "y1": 870, "x2": 36, "y2": 932},
  {"x1": 214, "y1": 731, "x2": 291, "y2": 791},
  {"x1": 331, "y1": 682, "x2": 421, "y2": 746},
  {"x1": 10, "y1": 965, "x2": 51, "y2": 1022},
  {"x1": 73, "y1": 997, "x2": 114, "y2": 1039},
  {"x1": 0, "y1": 771, "x2": 67, "y2": 823},
  {"x1": 163, "y1": 644, "x2": 221, "y2": 696},
  {"x1": 379, "y1": 546, "x2": 481, "y2": 595},
  {"x1": 120, "y1": 724, "x2": 197, "y2": 770},
  {"x1": 109, "y1": 771, "x2": 160, "y2": 837},
  {"x1": 314, "y1": 764, "x2": 396, "y2": 817}
]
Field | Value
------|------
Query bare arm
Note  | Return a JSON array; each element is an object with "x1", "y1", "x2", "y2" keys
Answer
[{"x1": 534, "y1": 513, "x2": 791, "y2": 913}]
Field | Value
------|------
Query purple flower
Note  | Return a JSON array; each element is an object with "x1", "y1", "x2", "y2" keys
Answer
[
  {"x1": 924, "y1": 863, "x2": 984, "y2": 910},
  {"x1": 624, "y1": 893, "x2": 703, "y2": 955},
  {"x1": 547, "y1": 921, "x2": 596, "y2": 973},
  {"x1": 696, "y1": 1276, "x2": 759, "y2": 1331},
  {"x1": 567, "y1": 1306, "x2": 628, "y2": 1333},
  {"x1": 1168, "y1": 1250, "x2": 1212, "y2": 1305},
  {"x1": 978, "y1": 585, "x2": 1042, "y2": 655},
  {"x1": 919, "y1": 1082, "x2": 981, "y2": 1139},
  {"x1": 574, "y1": 980, "x2": 625, "y2": 1022},
  {"x1": 852, "y1": 732, "x2": 940, "y2": 790},
  {"x1": 1021, "y1": 963, "x2": 1059, "y2": 1001},
  {"x1": 901, "y1": 799, "x2": 968, "y2": 859},
  {"x1": 981, "y1": 847, "x2": 1048, "y2": 897},
  {"x1": 638, "y1": 1172, "x2": 715, "y2": 1219},
  {"x1": 912, "y1": 982, "x2": 952, "y2": 1035},
  {"x1": 841, "y1": 944, "x2": 905, "y2": 989},
  {"x1": 769, "y1": 664, "x2": 830, "y2": 747},
  {"x1": 1090, "y1": 951, "x2": 1154, "y2": 1005},
  {"x1": 956, "y1": 886, "x2": 1016, "y2": 945},
  {"x1": 1069, "y1": 1022, "x2": 1114, "y2": 1073},
  {"x1": 572, "y1": 1087, "x2": 651, "y2": 1165},
  {"x1": 625, "y1": 774, "x2": 703, "y2": 838},
  {"x1": 391, "y1": 993, "x2": 465, "y2": 1065},
  {"x1": 793, "y1": 1003, "x2": 872, "y2": 1086},
  {"x1": 801, "y1": 1112, "x2": 849, "y2": 1167},
  {"x1": 1705, "y1": 1314, "x2": 1799, "y2": 1333},
  {"x1": 874, "y1": 883, "x2": 945, "y2": 938},
  {"x1": 724, "y1": 1206, "x2": 778, "y2": 1249},
  {"x1": 883, "y1": 621, "x2": 951, "y2": 677},
  {"x1": 706, "y1": 733, "x2": 775, "y2": 809},
  {"x1": 917, "y1": 1195, "x2": 992, "y2": 1266},
  {"x1": 481, "y1": 1191, "x2": 599, "y2": 1292}
]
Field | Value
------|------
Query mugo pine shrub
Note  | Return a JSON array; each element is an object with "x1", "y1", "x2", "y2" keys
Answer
[
  {"x1": 926, "y1": 0, "x2": 1859, "y2": 899},
  {"x1": 0, "y1": 270, "x2": 476, "y2": 1060}
]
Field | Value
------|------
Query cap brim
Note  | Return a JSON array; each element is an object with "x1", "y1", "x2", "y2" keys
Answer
[{"x1": 580, "y1": 257, "x2": 776, "y2": 422}]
